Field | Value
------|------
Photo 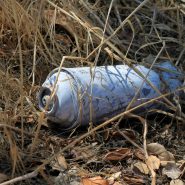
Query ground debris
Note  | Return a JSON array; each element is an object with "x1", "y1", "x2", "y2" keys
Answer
[
  {"x1": 170, "y1": 179, "x2": 185, "y2": 185},
  {"x1": 0, "y1": 0, "x2": 185, "y2": 185},
  {"x1": 0, "y1": 173, "x2": 9, "y2": 183},
  {"x1": 162, "y1": 163, "x2": 182, "y2": 180}
]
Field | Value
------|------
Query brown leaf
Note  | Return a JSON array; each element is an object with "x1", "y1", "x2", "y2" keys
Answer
[
  {"x1": 134, "y1": 149, "x2": 146, "y2": 161},
  {"x1": 146, "y1": 155, "x2": 160, "y2": 170},
  {"x1": 170, "y1": 179, "x2": 185, "y2": 185},
  {"x1": 104, "y1": 129, "x2": 136, "y2": 141},
  {"x1": 123, "y1": 174, "x2": 145, "y2": 184},
  {"x1": 134, "y1": 162, "x2": 149, "y2": 174},
  {"x1": 104, "y1": 148, "x2": 132, "y2": 161},
  {"x1": 121, "y1": 129, "x2": 136, "y2": 141},
  {"x1": 71, "y1": 145, "x2": 98, "y2": 161},
  {"x1": 107, "y1": 172, "x2": 121, "y2": 184},
  {"x1": 52, "y1": 155, "x2": 68, "y2": 170},
  {"x1": 147, "y1": 143, "x2": 175, "y2": 162},
  {"x1": 112, "y1": 129, "x2": 136, "y2": 140},
  {"x1": 82, "y1": 176, "x2": 109, "y2": 185},
  {"x1": 57, "y1": 155, "x2": 68, "y2": 169},
  {"x1": 0, "y1": 173, "x2": 8, "y2": 183},
  {"x1": 162, "y1": 163, "x2": 181, "y2": 179},
  {"x1": 77, "y1": 169, "x2": 90, "y2": 178}
]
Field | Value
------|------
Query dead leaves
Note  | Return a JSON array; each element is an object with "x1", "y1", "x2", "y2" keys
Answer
[
  {"x1": 123, "y1": 174, "x2": 146, "y2": 184},
  {"x1": 133, "y1": 155, "x2": 160, "y2": 185},
  {"x1": 147, "y1": 143, "x2": 175, "y2": 162},
  {"x1": 0, "y1": 173, "x2": 8, "y2": 183},
  {"x1": 107, "y1": 172, "x2": 121, "y2": 184},
  {"x1": 162, "y1": 163, "x2": 181, "y2": 179},
  {"x1": 51, "y1": 154, "x2": 68, "y2": 171},
  {"x1": 71, "y1": 144, "x2": 99, "y2": 161},
  {"x1": 104, "y1": 148, "x2": 132, "y2": 161},
  {"x1": 134, "y1": 149, "x2": 146, "y2": 161},
  {"x1": 146, "y1": 155, "x2": 160, "y2": 171},
  {"x1": 38, "y1": 138, "x2": 185, "y2": 185},
  {"x1": 82, "y1": 173, "x2": 146, "y2": 185},
  {"x1": 145, "y1": 143, "x2": 185, "y2": 184},
  {"x1": 82, "y1": 176, "x2": 109, "y2": 185},
  {"x1": 170, "y1": 179, "x2": 185, "y2": 185},
  {"x1": 103, "y1": 146, "x2": 146, "y2": 162},
  {"x1": 134, "y1": 162, "x2": 149, "y2": 175},
  {"x1": 101, "y1": 143, "x2": 185, "y2": 185},
  {"x1": 145, "y1": 155, "x2": 160, "y2": 185}
]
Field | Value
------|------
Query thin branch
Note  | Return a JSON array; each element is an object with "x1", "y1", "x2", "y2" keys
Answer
[
  {"x1": 0, "y1": 171, "x2": 38, "y2": 185},
  {"x1": 37, "y1": 87, "x2": 184, "y2": 170},
  {"x1": 1, "y1": 87, "x2": 184, "y2": 185},
  {"x1": 115, "y1": 127, "x2": 144, "y2": 152}
]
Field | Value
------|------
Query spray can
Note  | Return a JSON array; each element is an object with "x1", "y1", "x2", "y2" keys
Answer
[{"x1": 38, "y1": 61, "x2": 183, "y2": 130}]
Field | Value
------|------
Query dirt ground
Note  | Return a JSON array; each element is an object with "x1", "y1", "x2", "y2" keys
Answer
[{"x1": 0, "y1": 0, "x2": 185, "y2": 185}]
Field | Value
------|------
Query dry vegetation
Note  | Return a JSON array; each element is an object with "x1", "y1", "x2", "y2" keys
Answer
[{"x1": 0, "y1": 0, "x2": 185, "y2": 184}]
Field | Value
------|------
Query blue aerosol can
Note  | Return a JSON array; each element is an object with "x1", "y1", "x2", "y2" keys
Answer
[{"x1": 38, "y1": 61, "x2": 183, "y2": 130}]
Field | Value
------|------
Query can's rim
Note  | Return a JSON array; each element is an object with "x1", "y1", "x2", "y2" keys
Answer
[{"x1": 38, "y1": 86, "x2": 58, "y2": 115}]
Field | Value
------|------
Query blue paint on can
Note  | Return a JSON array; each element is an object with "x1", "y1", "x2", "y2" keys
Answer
[{"x1": 38, "y1": 61, "x2": 183, "y2": 130}]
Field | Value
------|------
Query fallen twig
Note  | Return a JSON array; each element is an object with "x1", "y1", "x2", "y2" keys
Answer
[
  {"x1": 1, "y1": 87, "x2": 184, "y2": 185},
  {"x1": 0, "y1": 171, "x2": 38, "y2": 185},
  {"x1": 36, "y1": 87, "x2": 185, "y2": 169},
  {"x1": 115, "y1": 127, "x2": 144, "y2": 152}
]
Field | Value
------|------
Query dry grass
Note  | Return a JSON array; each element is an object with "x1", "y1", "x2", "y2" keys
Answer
[{"x1": 0, "y1": 0, "x2": 185, "y2": 184}]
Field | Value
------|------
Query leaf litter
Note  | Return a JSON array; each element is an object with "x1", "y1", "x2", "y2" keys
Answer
[{"x1": 0, "y1": 0, "x2": 185, "y2": 185}]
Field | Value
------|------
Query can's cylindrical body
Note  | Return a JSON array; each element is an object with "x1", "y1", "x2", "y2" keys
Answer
[{"x1": 38, "y1": 61, "x2": 183, "y2": 130}]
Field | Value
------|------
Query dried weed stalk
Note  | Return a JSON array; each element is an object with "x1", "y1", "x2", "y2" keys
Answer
[{"x1": 0, "y1": 0, "x2": 185, "y2": 184}]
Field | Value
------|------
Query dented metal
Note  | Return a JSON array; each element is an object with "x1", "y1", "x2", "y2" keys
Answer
[{"x1": 38, "y1": 61, "x2": 183, "y2": 130}]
